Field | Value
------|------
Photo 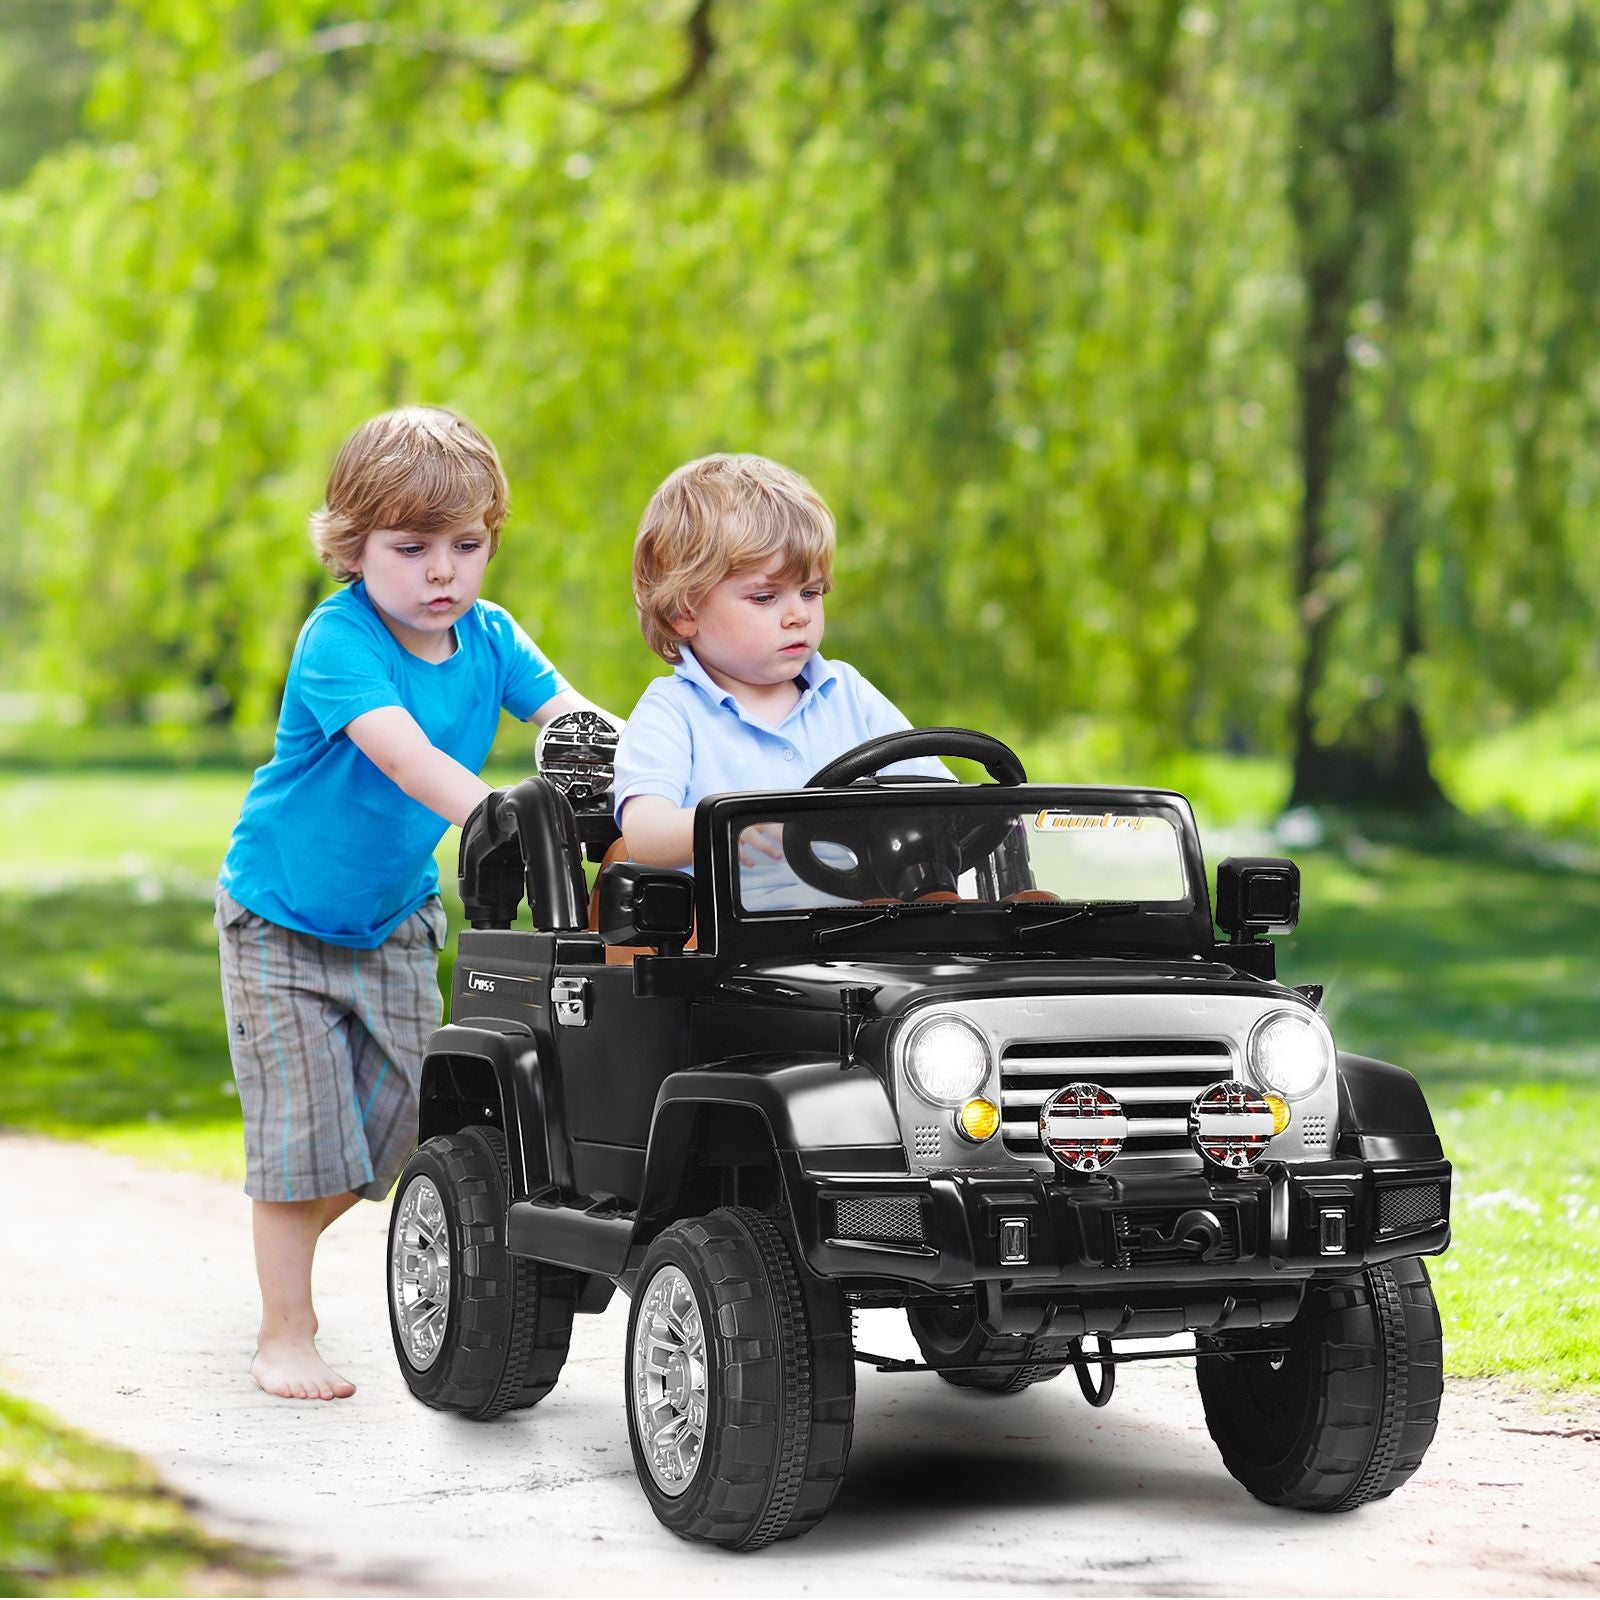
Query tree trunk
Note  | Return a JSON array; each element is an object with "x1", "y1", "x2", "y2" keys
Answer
[{"x1": 1285, "y1": 1, "x2": 1450, "y2": 815}]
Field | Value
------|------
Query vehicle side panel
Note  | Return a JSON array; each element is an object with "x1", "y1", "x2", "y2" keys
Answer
[{"x1": 547, "y1": 965, "x2": 691, "y2": 1199}]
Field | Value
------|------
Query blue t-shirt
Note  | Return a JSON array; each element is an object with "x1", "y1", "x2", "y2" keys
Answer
[{"x1": 220, "y1": 582, "x2": 566, "y2": 948}]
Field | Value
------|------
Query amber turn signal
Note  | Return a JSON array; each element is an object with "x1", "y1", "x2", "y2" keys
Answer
[
  {"x1": 958, "y1": 1097, "x2": 1001, "y2": 1142},
  {"x1": 1265, "y1": 1093, "x2": 1292, "y2": 1134}
]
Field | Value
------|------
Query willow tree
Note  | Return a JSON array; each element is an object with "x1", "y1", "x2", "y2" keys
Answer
[
  {"x1": 2, "y1": 0, "x2": 1597, "y2": 809},
  {"x1": 1, "y1": 0, "x2": 1297, "y2": 747},
  {"x1": 1276, "y1": 0, "x2": 1600, "y2": 809}
]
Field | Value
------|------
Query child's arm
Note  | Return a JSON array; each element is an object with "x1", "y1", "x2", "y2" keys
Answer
[
  {"x1": 346, "y1": 706, "x2": 492, "y2": 827},
  {"x1": 530, "y1": 688, "x2": 625, "y2": 728},
  {"x1": 619, "y1": 795, "x2": 693, "y2": 868},
  {"x1": 621, "y1": 796, "x2": 784, "y2": 870}
]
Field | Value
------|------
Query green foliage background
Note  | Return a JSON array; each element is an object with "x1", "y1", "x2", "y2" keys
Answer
[{"x1": 2, "y1": 0, "x2": 1597, "y2": 769}]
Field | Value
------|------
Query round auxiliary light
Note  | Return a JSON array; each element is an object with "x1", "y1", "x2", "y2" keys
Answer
[
  {"x1": 958, "y1": 1097, "x2": 1001, "y2": 1143},
  {"x1": 1249, "y1": 1008, "x2": 1333, "y2": 1100},
  {"x1": 1040, "y1": 1083, "x2": 1128, "y2": 1174},
  {"x1": 1189, "y1": 1080, "x2": 1278, "y2": 1170},
  {"x1": 903, "y1": 1013, "x2": 991, "y2": 1107},
  {"x1": 534, "y1": 708, "x2": 622, "y2": 803}
]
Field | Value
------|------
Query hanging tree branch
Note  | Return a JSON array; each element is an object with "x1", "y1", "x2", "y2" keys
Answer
[{"x1": 227, "y1": 1, "x2": 714, "y2": 112}]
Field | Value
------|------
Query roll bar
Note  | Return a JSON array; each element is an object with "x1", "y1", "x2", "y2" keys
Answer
[{"x1": 458, "y1": 775, "x2": 588, "y2": 931}]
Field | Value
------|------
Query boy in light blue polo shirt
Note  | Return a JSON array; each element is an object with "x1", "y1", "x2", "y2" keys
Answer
[
  {"x1": 614, "y1": 453, "x2": 942, "y2": 886},
  {"x1": 216, "y1": 407, "x2": 615, "y2": 1403}
]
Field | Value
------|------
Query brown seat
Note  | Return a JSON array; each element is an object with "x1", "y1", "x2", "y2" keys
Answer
[
  {"x1": 1003, "y1": 890, "x2": 1063, "y2": 903},
  {"x1": 587, "y1": 837, "x2": 630, "y2": 933}
]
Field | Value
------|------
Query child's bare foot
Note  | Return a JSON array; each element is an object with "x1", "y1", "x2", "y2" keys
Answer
[{"x1": 251, "y1": 1339, "x2": 356, "y2": 1401}]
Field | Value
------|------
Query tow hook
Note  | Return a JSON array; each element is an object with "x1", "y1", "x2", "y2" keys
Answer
[{"x1": 1138, "y1": 1207, "x2": 1225, "y2": 1261}]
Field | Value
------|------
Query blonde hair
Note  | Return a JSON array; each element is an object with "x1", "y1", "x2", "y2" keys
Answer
[
  {"x1": 309, "y1": 406, "x2": 509, "y2": 582},
  {"x1": 633, "y1": 453, "x2": 836, "y2": 663}
]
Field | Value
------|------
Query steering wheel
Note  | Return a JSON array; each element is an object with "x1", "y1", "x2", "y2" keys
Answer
[
  {"x1": 806, "y1": 727, "x2": 1027, "y2": 789},
  {"x1": 783, "y1": 729, "x2": 1027, "y2": 901}
]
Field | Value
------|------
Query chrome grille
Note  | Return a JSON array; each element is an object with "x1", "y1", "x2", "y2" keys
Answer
[{"x1": 1002, "y1": 1038, "x2": 1234, "y2": 1168}]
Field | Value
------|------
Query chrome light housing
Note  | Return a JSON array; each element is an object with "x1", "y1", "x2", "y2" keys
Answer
[
  {"x1": 535, "y1": 708, "x2": 623, "y2": 804},
  {"x1": 1189, "y1": 1080, "x2": 1277, "y2": 1169},
  {"x1": 1248, "y1": 1008, "x2": 1333, "y2": 1100},
  {"x1": 901, "y1": 1011, "x2": 991, "y2": 1107},
  {"x1": 1040, "y1": 1083, "x2": 1128, "y2": 1174}
]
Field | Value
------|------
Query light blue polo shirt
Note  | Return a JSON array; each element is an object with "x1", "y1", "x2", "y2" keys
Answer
[
  {"x1": 613, "y1": 644, "x2": 946, "y2": 841},
  {"x1": 220, "y1": 582, "x2": 566, "y2": 948}
]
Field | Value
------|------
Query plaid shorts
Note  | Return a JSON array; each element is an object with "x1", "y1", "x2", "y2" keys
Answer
[{"x1": 215, "y1": 887, "x2": 448, "y2": 1203}]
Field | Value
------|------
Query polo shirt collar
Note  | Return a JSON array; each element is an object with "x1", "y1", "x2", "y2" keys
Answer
[{"x1": 674, "y1": 645, "x2": 840, "y2": 707}]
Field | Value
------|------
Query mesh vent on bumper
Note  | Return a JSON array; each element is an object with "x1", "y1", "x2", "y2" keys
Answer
[
  {"x1": 830, "y1": 1195, "x2": 926, "y2": 1244},
  {"x1": 1378, "y1": 1182, "x2": 1444, "y2": 1233}
]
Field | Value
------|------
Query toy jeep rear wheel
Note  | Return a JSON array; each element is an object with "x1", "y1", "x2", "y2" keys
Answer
[
  {"x1": 1197, "y1": 1256, "x2": 1442, "y2": 1510},
  {"x1": 907, "y1": 1295, "x2": 1065, "y2": 1394},
  {"x1": 387, "y1": 1126, "x2": 575, "y2": 1419},
  {"x1": 624, "y1": 1207, "x2": 855, "y2": 1550}
]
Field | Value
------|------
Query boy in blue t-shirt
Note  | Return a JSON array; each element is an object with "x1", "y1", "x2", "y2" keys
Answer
[
  {"x1": 217, "y1": 406, "x2": 613, "y2": 1401},
  {"x1": 614, "y1": 453, "x2": 942, "y2": 888}
]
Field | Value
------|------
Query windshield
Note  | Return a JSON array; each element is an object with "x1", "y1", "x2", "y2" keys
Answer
[{"x1": 730, "y1": 797, "x2": 1190, "y2": 916}]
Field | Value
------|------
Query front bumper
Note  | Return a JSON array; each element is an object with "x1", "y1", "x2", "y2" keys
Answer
[{"x1": 784, "y1": 1154, "x2": 1451, "y2": 1293}]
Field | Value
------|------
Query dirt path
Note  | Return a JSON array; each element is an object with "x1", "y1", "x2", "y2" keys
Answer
[{"x1": 4, "y1": 1132, "x2": 1596, "y2": 1597}]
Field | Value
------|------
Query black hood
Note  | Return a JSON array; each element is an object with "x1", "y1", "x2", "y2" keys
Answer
[{"x1": 713, "y1": 953, "x2": 1279, "y2": 1018}]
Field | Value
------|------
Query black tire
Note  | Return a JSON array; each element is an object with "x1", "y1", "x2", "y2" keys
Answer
[
  {"x1": 907, "y1": 1295, "x2": 1065, "y2": 1395},
  {"x1": 387, "y1": 1127, "x2": 575, "y2": 1419},
  {"x1": 1197, "y1": 1256, "x2": 1442, "y2": 1510},
  {"x1": 624, "y1": 1207, "x2": 855, "y2": 1550}
]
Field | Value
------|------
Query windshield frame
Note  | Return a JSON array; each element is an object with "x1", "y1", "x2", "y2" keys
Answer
[{"x1": 690, "y1": 782, "x2": 1215, "y2": 961}]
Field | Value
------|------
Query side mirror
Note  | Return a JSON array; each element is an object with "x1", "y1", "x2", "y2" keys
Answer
[
  {"x1": 1215, "y1": 856, "x2": 1300, "y2": 940},
  {"x1": 597, "y1": 863, "x2": 696, "y2": 954}
]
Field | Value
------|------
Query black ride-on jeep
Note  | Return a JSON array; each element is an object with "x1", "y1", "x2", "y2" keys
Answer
[{"x1": 386, "y1": 720, "x2": 1451, "y2": 1551}]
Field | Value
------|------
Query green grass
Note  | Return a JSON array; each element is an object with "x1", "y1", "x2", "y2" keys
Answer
[
  {"x1": 1432, "y1": 1088, "x2": 1600, "y2": 1385},
  {"x1": 1437, "y1": 695, "x2": 1600, "y2": 843},
  {"x1": 1, "y1": 750, "x2": 1597, "y2": 1391},
  {"x1": 0, "y1": 1389, "x2": 272, "y2": 1596},
  {"x1": 1272, "y1": 832, "x2": 1600, "y2": 1389}
]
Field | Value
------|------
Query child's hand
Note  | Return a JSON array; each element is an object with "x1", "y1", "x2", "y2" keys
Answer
[{"x1": 738, "y1": 823, "x2": 785, "y2": 866}]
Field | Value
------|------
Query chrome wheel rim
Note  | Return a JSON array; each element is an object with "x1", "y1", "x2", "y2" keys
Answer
[
  {"x1": 390, "y1": 1174, "x2": 450, "y2": 1370},
  {"x1": 631, "y1": 1264, "x2": 709, "y2": 1496}
]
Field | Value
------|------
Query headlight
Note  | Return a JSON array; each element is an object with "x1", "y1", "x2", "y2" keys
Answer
[
  {"x1": 902, "y1": 1012, "x2": 991, "y2": 1106},
  {"x1": 1248, "y1": 1009, "x2": 1332, "y2": 1099}
]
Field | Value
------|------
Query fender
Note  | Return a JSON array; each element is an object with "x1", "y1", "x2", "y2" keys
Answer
[
  {"x1": 630, "y1": 1055, "x2": 903, "y2": 1240},
  {"x1": 419, "y1": 1023, "x2": 567, "y2": 1196},
  {"x1": 508, "y1": 1055, "x2": 904, "y2": 1279},
  {"x1": 1334, "y1": 1050, "x2": 1443, "y2": 1161}
]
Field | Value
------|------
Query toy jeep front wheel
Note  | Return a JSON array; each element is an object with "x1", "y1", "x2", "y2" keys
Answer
[
  {"x1": 624, "y1": 1207, "x2": 856, "y2": 1550},
  {"x1": 1197, "y1": 1256, "x2": 1442, "y2": 1510},
  {"x1": 387, "y1": 1127, "x2": 575, "y2": 1419}
]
